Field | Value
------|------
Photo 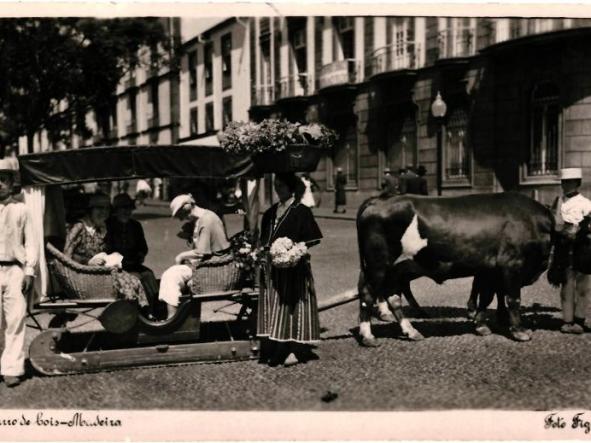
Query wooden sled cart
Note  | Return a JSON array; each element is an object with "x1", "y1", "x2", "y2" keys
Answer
[{"x1": 18, "y1": 144, "x2": 344, "y2": 376}]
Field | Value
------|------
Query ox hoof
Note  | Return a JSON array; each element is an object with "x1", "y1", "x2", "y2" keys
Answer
[
  {"x1": 360, "y1": 336, "x2": 381, "y2": 347},
  {"x1": 475, "y1": 324, "x2": 492, "y2": 336},
  {"x1": 377, "y1": 311, "x2": 396, "y2": 323},
  {"x1": 510, "y1": 327, "x2": 532, "y2": 342},
  {"x1": 466, "y1": 309, "x2": 477, "y2": 321},
  {"x1": 405, "y1": 330, "x2": 425, "y2": 341}
]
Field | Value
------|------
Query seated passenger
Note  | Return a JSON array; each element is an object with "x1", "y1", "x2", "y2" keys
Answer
[
  {"x1": 106, "y1": 193, "x2": 159, "y2": 314},
  {"x1": 159, "y1": 194, "x2": 230, "y2": 318},
  {"x1": 63, "y1": 192, "x2": 148, "y2": 307}
]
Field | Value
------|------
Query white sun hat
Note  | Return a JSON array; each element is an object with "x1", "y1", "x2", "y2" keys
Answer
[
  {"x1": 170, "y1": 194, "x2": 195, "y2": 217},
  {"x1": 0, "y1": 157, "x2": 18, "y2": 174},
  {"x1": 559, "y1": 168, "x2": 583, "y2": 180}
]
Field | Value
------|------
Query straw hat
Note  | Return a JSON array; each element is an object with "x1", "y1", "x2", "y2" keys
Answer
[
  {"x1": 170, "y1": 194, "x2": 195, "y2": 217},
  {"x1": 0, "y1": 157, "x2": 18, "y2": 175},
  {"x1": 560, "y1": 168, "x2": 582, "y2": 181}
]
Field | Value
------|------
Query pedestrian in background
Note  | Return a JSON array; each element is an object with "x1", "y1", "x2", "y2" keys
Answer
[
  {"x1": 300, "y1": 174, "x2": 316, "y2": 208},
  {"x1": 333, "y1": 167, "x2": 347, "y2": 214},
  {"x1": 135, "y1": 179, "x2": 152, "y2": 206},
  {"x1": 258, "y1": 172, "x2": 323, "y2": 366},
  {"x1": 0, "y1": 158, "x2": 37, "y2": 387},
  {"x1": 399, "y1": 165, "x2": 423, "y2": 195},
  {"x1": 549, "y1": 167, "x2": 591, "y2": 334},
  {"x1": 380, "y1": 167, "x2": 398, "y2": 196},
  {"x1": 417, "y1": 165, "x2": 429, "y2": 195}
]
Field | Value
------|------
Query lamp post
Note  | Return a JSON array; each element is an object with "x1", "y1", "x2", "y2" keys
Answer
[{"x1": 431, "y1": 91, "x2": 447, "y2": 196}]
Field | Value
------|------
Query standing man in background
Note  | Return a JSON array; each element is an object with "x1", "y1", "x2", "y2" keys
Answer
[
  {"x1": 380, "y1": 167, "x2": 398, "y2": 196},
  {"x1": 0, "y1": 158, "x2": 37, "y2": 387},
  {"x1": 334, "y1": 167, "x2": 347, "y2": 214}
]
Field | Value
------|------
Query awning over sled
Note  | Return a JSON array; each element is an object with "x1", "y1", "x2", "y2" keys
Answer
[{"x1": 18, "y1": 145, "x2": 254, "y2": 186}]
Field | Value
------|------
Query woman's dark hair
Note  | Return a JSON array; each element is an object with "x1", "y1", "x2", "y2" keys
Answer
[{"x1": 275, "y1": 172, "x2": 305, "y2": 201}]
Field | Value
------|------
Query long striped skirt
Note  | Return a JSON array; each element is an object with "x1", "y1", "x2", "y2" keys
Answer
[{"x1": 257, "y1": 258, "x2": 320, "y2": 343}]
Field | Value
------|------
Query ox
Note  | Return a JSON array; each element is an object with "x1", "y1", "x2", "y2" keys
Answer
[{"x1": 356, "y1": 192, "x2": 554, "y2": 345}]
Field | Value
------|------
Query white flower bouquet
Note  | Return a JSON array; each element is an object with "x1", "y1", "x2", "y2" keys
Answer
[{"x1": 270, "y1": 237, "x2": 308, "y2": 268}]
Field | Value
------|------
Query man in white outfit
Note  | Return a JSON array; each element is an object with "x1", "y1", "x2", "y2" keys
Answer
[
  {"x1": 552, "y1": 167, "x2": 591, "y2": 334},
  {"x1": 159, "y1": 194, "x2": 230, "y2": 318},
  {"x1": 0, "y1": 158, "x2": 37, "y2": 387}
]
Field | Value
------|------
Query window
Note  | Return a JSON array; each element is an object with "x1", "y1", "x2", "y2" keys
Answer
[
  {"x1": 527, "y1": 82, "x2": 560, "y2": 178},
  {"x1": 222, "y1": 97, "x2": 232, "y2": 129},
  {"x1": 332, "y1": 124, "x2": 358, "y2": 188},
  {"x1": 391, "y1": 17, "x2": 416, "y2": 70},
  {"x1": 127, "y1": 91, "x2": 137, "y2": 134},
  {"x1": 205, "y1": 102, "x2": 214, "y2": 132},
  {"x1": 190, "y1": 107, "x2": 198, "y2": 136},
  {"x1": 221, "y1": 33, "x2": 232, "y2": 91},
  {"x1": 147, "y1": 81, "x2": 159, "y2": 127},
  {"x1": 444, "y1": 108, "x2": 471, "y2": 182},
  {"x1": 510, "y1": 18, "x2": 528, "y2": 39},
  {"x1": 188, "y1": 50, "x2": 197, "y2": 101},
  {"x1": 386, "y1": 114, "x2": 417, "y2": 172},
  {"x1": 109, "y1": 100, "x2": 118, "y2": 139},
  {"x1": 291, "y1": 27, "x2": 307, "y2": 73},
  {"x1": 335, "y1": 17, "x2": 355, "y2": 60},
  {"x1": 204, "y1": 43, "x2": 213, "y2": 96}
]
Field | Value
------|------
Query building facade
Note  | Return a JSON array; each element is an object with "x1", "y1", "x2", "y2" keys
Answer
[
  {"x1": 246, "y1": 17, "x2": 591, "y2": 207},
  {"x1": 20, "y1": 16, "x2": 591, "y2": 208}
]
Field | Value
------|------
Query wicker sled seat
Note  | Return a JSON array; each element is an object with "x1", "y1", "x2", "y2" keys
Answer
[
  {"x1": 45, "y1": 243, "x2": 118, "y2": 300},
  {"x1": 191, "y1": 252, "x2": 244, "y2": 294}
]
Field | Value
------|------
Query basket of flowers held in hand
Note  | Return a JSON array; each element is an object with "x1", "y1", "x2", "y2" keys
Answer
[
  {"x1": 269, "y1": 237, "x2": 308, "y2": 268},
  {"x1": 218, "y1": 119, "x2": 337, "y2": 173}
]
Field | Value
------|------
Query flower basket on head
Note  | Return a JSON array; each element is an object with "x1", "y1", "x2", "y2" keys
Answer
[
  {"x1": 218, "y1": 119, "x2": 337, "y2": 173},
  {"x1": 253, "y1": 144, "x2": 324, "y2": 173}
]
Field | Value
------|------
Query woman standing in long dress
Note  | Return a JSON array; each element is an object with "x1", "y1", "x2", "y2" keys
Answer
[{"x1": 257, "y1": 173, "x2": 323, "y2": 366}]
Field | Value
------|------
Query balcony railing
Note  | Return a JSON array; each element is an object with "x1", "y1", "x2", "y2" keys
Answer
[
  {"x1": 108, "y1": 128, "x2": 118, "y2": 140},
  {"x1": 124, "y1": 75, "x2": 137, "y2": 90},
  {"x1": 277, "y1": 74, "x2": 312, "y2": 100},
  {"x1": 148, "y1": 116, "x2": 160, "y2": 129},
  {"x1": 369, "y1": 41, "x2": 421, "y2": 77},
  {"x1": 126, "y1": 122, "x2": 137, "y2": 134},
  {"x1": 446, "y1": 160, "x2": 471, "y2": 179},
  {"x1": 318, "y1": 59, "x2": 361, "y2": 90},
  {"x1": 252, "y1": 84, "x2": 276, "y2": 106},
  {"x1": 438, "y1": 27, "x2": 476, "y2": 59}
]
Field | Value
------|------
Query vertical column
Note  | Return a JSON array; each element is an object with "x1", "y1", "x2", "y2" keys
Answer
[
  {"x1": 373, "y1": 16, "x2": 386, "y2": 49},
  {"x1": 495, "y1": 18, "x2": 510, "y2": 43},
  {"x1": 306, "y1": 16, "x2": 315, "y2": 94},
  {"x1": 355, "y1": 17, "x2": 364, "y2": 82},
  {"x1": 322, "y1": 16, "x2": 333, "y2": 65},
  {"x1": 255, "y1": 18, "x2": 261, "y2": 91},
  {"x1": 269, "y1": 17, "x2": 275, "y2": 97},
  {"x1": 415, "y1": 17, "x2": 426, "y2": 68},
  {"x1": 280, "y1": 17, "x2": 289, "y2": 96}
]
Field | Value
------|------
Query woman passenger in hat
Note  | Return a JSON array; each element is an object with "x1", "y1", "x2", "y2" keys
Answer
[
  {"x1": 106, "y1": 193, "x2": 159, "y2": 315},
  {"x1": 64, "y1": 192, "x2": 149, "y2": 307},
  {"x1": 549, "y1": 167, "x2": 591, "y2": 334}
]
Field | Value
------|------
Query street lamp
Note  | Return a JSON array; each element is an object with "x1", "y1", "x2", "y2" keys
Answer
[{"x1": 431, "y1": 91, "x2": 447, "y2": 196}]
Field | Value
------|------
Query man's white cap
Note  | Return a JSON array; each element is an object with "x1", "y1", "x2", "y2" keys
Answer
[
  {"x1": 0, "y1": 157, "x2": 18, "y2": 174},
  {"x1": 560, "y1": 168, "x2": 583, "y2": 180},
  {"x1": 170, "y1": 194, "x2": 195, "y2": 217}
]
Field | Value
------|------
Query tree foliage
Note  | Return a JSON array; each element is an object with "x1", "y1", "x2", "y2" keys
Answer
[{"x1": 0, "y1": 18, "x2": 172, "y2": 154}]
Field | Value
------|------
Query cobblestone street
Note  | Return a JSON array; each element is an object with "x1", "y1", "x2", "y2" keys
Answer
[{"x1": 1, "y1": 203, "x2": 589, "y2": 410}]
